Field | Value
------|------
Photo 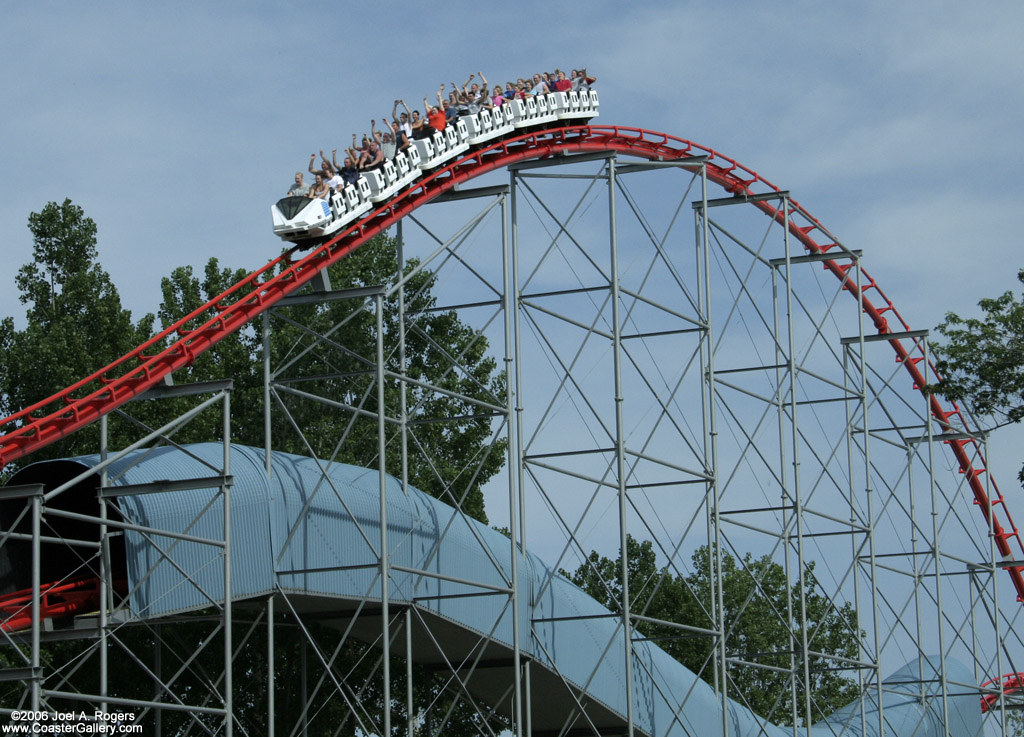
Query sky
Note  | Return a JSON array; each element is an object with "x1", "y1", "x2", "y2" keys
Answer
[{"x1": 2, "y1": 3, "x2": 1023, "y2": 544}]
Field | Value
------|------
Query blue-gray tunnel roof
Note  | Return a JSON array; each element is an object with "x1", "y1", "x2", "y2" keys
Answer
[{"x1": 5, "y1": 443, "x2": 982, "y2": 737}]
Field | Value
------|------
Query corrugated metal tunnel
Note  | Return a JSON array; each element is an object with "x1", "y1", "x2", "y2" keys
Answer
[{"x1": 2, "y1": 444, "x2": 982, "y2": 737}]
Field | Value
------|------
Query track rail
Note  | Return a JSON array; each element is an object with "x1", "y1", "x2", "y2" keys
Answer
[
  {"x1": 0, "y1": 576, "x2": 114, "y2": 632},
  {"x1": 980, "y1": 672, "x2": 1024, "y2": 712},
  {"x1": 2, "y1": 124, "x2": 1020, "y2": 601}
]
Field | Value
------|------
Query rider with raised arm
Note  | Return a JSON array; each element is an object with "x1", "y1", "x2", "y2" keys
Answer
[
  {"x1": 371, "y1": 119, "x2": 396, "y2": 161},
  {"x1": 331, "y1": 149, "x2": 361, "y2": 186},
  {"x1": 399, "y1": 98, "x2": 427, "y2": 140},
  {"x1": 474, "y1": 72, "x2": 489, "y2": 100},
  {"x1": 309, "y1": 152, "x2": 336, "y2": 180},
  {"x1": 392, "y1": 100, "x2": 413, "y2": 138},
  {"x1": 422, "y1": 86, "x2": 447, "y2": 137},
  {"x1": 353, "y1": 129, "x2": 383, "y2": 172}
]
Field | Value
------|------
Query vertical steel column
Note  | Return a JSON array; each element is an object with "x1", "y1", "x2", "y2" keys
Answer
[
  {"x1": 398, "y1": 219, "x2": 415, "y2": 737},
  {"x1": 693, "y1": 179, "x2": 717, "y2": 698},
  {"x1": 300, "y1": 637, "x2": 308, "y2": 737},
  {"x1": 841, "y1": 344, "x2": 869, "y2": 734},
  {"x1": 510, "y1": 166, "x2": 532, "y2": 737},
  {"x1": 268, "y1": 596, "x2": 275, "y2": 737},
  {"x1": 695, "y1": 163, "x2": 729, "y2": 734},
  {"x1": 607, "y1": 155, "x2": 636, "y2": 737},
  {"x1": 523, "y1": 661, "x2": 532, "y2": 737},
  {"x1": 985, "y1": 432, "x2": 1006, "y2": 730},
  {"x1": 377, "y1": 292, "x2": 392, "y2": 737},
  {"x1": 501, "y1": 191, "x2": 524, "y2": 737},
  {"x1": 778, "y1": 199, "x2": 813, "y2": 728},
  {"x1": 264, "y1": 311, "x2": 273, "y2": 476},
  {"x1": 509, "y1": 170, "x2": 529, "y2": 554},
  {"x1": 223, "y1": 390, "x2": 233, "y2": 737},
  {"x1": 922, "y1": 340, "x2": 951, "y2": 728},
  {"x1": 155, "y1": 624, "x2": 163, "y2": 737},
  {"x1": 907, "y1": 445, "x2": 925, "y2": 704},
  {"x1": 983, "y1": 431, "x2": 1007, "y2": 732},
  {"x1": 99, "y1": 413, "x2": 109, "y2": 713},
  {"x1": 771, "y1": 260, "x2": 800, "y2": 734},
  {"x1": 851, "y1": 260, "x2": 884, "y2": 737},
  {"x1": 398, "y1": 220, "x2": 409, "y2": 496},
  {"x1": 406, "y1": 608, "x2": 415, "y2": 737},
  {"x1": 30, "y1": 492, "x2": 40, "y2": 712},
  {"x1": 840, "y1": 272, "x2": 876, "y2": 737}
]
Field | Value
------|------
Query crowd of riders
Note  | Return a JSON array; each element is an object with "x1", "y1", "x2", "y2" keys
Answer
[{"x1": 287, "y1": 67, "x2": 597, "y2": 199}]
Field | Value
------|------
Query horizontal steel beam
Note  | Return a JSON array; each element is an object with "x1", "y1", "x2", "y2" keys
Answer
[
  {"x1": 413, "y1": 590, "x2": 507, "y2": 603},
  {"x1": 0, "y1": 484, "x2": 44, "y2": 500},
  {"x1": 422, "y1": 658, "x2": 519, "y2": 672},
  {"x1": 278, "y1": 562, "x2": 378, "y2": 576},
  {"x1": 2, "y1": 532, "x2": 100, "y2": 549},
  {"x1": 840, "y1": 329, "x2": 929, "y2": 344},
  {"x1": 390, "y1": 564, "x2": 513, "y2": 594},
  {"x1": 99, "y1": 475, "x2": 233, "y2": 498},
  {"x1": 136, "y1": 378, "x2": 233, "y2": 401},
  {"x1": 435, "y1": 184, "x2": 509, "y2": 202},
  {"x1": 693, "y1": 190, "x2": 791, "y2": 209},
  {"x1": 275, "y1": 283, "x2": 385, "y2": 308},
  {"x1": 615, "y1": 155, "x2": 708, "y2": 174},
  {"x1": 769, "y1": 249, "x2": 862, "y2": 266},
  {"x1": 0, "y1": 667, "x2": 42, "y2": 682},
  {"x1": 44, "y1": 507, "x2": 226, "y2": 547},
  {"x1": 44, "y1": 689, "x2": 227, "y2": 717},
  {"x1": 509, "y1": 150, "x2": 616, "y2": 172}
]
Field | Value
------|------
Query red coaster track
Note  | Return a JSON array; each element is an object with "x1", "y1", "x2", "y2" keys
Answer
[
  {"x1": 1, "y1": 125, "x2": 1020, "y2": 603},
  {"x1": 0, "y1": 577, "x2": 102, "y2": 632},
  {"x1": 980, "y1": 673, "x2": 1024, "y2": 712}
]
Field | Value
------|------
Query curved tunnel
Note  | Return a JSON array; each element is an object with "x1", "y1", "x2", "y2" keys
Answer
[{"x1": 2, "y1": 444, "x2": 982, "y2": 737}]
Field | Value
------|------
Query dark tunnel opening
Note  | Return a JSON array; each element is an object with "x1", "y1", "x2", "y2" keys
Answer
[{"x1": 1, "y1": 460, "x2": 127, "y2": 599}]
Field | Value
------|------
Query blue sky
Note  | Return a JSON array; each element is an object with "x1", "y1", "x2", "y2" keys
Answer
[{"x1": 2, "y1": 1, "x2": 1023, "y2": 504}]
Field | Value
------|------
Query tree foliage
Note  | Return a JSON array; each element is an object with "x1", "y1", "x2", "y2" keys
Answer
[
  {"x1": 568, "y1": 536, "x2": 860, "y2": 726},
  {"x1": 930, "y1": 269, "x2": 1024, "y2": 482},
  {"x1": 148, "y1": 234, "x2": 503, "y2": 522},
  {"x1": 0, "y1": 200, "x2": 153, "y2": 473}
]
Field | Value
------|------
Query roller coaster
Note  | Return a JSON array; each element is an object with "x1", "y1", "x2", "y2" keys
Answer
[
  {"x1": 272, "y1": 90, "x2": 600, "y2": 244},
  {"x1": 1, "y1": 89, "x2": 1023, "y2": 735}
]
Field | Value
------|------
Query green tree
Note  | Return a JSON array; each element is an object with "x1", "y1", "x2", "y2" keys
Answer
[
  {"x1": 568, "y1": 536, "x2": 860, "y2": 726},
  {"x1": 0, "y1": 199, "x2": 153, "y2": 476},
  {"x1": 930, "y1": 268, "x2": 1024, "y2": 484},
  {"x1": 149, "y1": 234, "x2": 503, "y2": 522}
]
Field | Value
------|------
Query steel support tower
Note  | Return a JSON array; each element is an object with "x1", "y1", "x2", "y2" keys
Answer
[{"x1": 2, "y1": 140, "x2": 1022, "y2": 736}]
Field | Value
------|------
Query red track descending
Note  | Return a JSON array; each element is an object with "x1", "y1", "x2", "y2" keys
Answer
[
  {"x1": 0, "y1": 576, "x2": 110, "y2": 632},
  {"x1": 980, "y1": 673, "x2": 1024, "y2": 712},
  {"x1": 1, "y1": 125, "x2": 1020, "y2": 602}
]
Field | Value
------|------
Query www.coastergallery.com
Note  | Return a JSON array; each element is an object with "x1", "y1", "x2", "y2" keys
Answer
[{"x1": 3, "y1": 713, "x2": 140, "y2": 735}]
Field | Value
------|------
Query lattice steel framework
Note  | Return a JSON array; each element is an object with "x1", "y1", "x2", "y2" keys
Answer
[{"x1": 2, "y1": 139, "x2": 1023, "y2": 736}]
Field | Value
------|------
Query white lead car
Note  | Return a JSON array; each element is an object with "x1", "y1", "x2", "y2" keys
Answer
[{"x1": 271, "y1": 89, "x2": 599, "y2": 244}]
